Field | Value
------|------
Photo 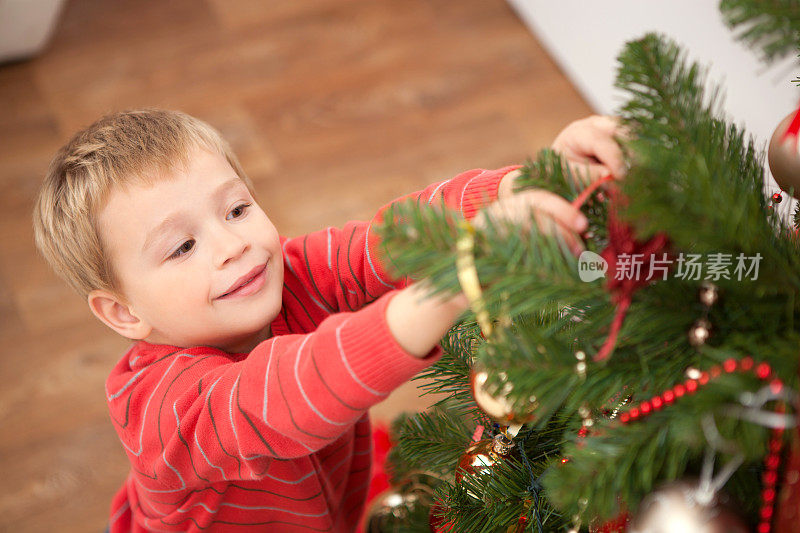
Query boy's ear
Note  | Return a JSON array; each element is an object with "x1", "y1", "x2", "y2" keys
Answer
[{"x1": 87, "y1": 289, "x2": 152, "y2": 340}]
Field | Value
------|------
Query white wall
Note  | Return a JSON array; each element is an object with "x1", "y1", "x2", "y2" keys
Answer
[{"x1": 507, "y1": 0, "x2": 800, "y2": 219}]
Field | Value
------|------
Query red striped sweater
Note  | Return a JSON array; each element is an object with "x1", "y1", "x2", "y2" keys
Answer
[{"x1": 106, "y1": 166, "x2": 518, "y2": 532}]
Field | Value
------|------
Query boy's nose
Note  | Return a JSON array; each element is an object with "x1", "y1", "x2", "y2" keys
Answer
[{"x1": 213, "y1": 226, "x2": 250, "y2": 269}]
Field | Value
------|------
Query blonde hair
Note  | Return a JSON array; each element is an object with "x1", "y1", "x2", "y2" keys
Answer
[{"x1": 32, "y1": 108, "x2": 256, "y2": 300}]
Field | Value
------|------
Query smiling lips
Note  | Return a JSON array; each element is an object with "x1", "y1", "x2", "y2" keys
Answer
[{"x1": 217, "y1": 263, "x2": 268, "y2": 299}]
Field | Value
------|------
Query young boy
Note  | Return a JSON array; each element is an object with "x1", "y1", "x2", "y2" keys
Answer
[{"x1": 32, "y1": 109, "x2": 625, "y2": 532}]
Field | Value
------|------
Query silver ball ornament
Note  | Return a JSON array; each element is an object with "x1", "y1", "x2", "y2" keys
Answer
[
  {"x1": 629, "y1": 481, "x2": 748, "y2": 533},
  {"x1": 768, "y1": 111, "x2": 800, "y2": 198}
]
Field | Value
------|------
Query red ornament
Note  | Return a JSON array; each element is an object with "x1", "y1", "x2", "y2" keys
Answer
[
  {"x1": 456, "y1": 433, "x2": 514, "y2": 482},
  {"x1": 772, "y1": 192, "x2": 784, "y2": 203},
  {"x1": 429, "y1": 501, "x2": 454, "y2": 532},
  {"x1": 590, "y1": 510, "x2": 630, "y2": 532}
]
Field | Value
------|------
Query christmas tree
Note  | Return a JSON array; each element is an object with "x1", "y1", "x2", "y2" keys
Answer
[{"x1": 367, "y1": 3, "x2": 800, "y2": 532}]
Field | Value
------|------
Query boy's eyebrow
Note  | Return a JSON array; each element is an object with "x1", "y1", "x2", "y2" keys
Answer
[{"x1": 141, "y1": 178, "x2": 247, "y2": 253}]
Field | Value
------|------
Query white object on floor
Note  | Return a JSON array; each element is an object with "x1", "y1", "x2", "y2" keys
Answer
[{"x1": 0, "y1": 0, "x2": 66, "y2": 62}]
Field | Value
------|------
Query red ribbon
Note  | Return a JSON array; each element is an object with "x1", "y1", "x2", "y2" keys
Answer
[{"x1": 572, "y1": 176, "x2": 670, "y2": 362}]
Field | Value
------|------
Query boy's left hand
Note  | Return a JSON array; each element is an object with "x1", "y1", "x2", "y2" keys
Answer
[
  {"x1": 551, "y1": 114, "x2": 629, "y2": 187},
  {"x1": 498, "y1": 115, "x2": 629, "y2": 200}
]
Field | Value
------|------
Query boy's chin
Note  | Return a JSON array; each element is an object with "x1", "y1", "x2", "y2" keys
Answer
[{"x1": 214, "y1": 326, "x2": 272, "y2": 353}]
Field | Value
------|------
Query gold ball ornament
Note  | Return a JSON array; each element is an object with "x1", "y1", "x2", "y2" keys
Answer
[
  {"x1": 698, "y1": 282, "x2": 719, "y2": 307},
  {"x1": 629, "y1": 481, "x2": 749, "y2": 533},
  {"x1": 688, "y1": 318, "x2": 711, "y2": 347},
  {"x1": 470, "y1": 368, "x2": 537, "y2": 426},
  {"x1": 768, "y1": 111, "x2": 800, "y2": 198},
  {"x1": 363, "y1": 488, "x2": 419, "y2": 532}
]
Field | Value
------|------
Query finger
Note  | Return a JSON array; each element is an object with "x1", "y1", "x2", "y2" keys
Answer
[
  {"x1": 565, "y1": 161, "x2": 611, "y2": 187},
  {"x1": 570, "y1": 128, "x2": 627, "y2": 180},
  {"x1": 589, "y1": 115, "x2": 620, "y2": 133},
  {"x1": 525, "y1": 190, "x2": 588, "y2": 233},
  {"x1": 590, "y1": 114, "x2": 635, "y2": 149},
  {"x1": 532, "y1": 210, "x2": 585, "y2": 256}
]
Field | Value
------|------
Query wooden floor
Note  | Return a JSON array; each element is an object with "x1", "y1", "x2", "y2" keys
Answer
[{"x1": 0, "y1": 1, "x2": 591, "y2": 530}]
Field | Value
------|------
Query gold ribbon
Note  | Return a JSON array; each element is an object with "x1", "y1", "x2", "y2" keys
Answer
[{"x1": 456, "y1": 220, "x2": 493, "y2": 336}]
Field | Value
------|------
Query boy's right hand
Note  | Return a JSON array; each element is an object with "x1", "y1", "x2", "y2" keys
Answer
[
  {"x1": 473, "y1": 188, "x2": 588, "y2": 256},
  {"x1": 387, "y1": 189, "x2": 587, "y2": 359}
]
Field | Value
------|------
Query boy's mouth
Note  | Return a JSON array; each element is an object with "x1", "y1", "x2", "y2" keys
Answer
[{"x1": 217, "y1": 262, "x2": 268, "y2": 300}]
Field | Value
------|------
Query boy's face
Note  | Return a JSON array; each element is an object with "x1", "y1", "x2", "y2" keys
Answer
[{"x1": 94, "y1": 147, "x2": 284, "y2": 352}]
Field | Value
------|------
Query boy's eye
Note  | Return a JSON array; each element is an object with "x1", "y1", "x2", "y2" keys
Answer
[
  {"x1": 169, "y1": 239, "x2": 195, "y2": 259},
  {"x1": 226, "y1": 203, "x2": 251, "y2": 220},
  {"x1": 169, "y1": 204, "x2": 251, "y2": 259}
]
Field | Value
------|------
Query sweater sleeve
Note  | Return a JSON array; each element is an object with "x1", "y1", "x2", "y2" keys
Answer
[
  {"x1": 280, "y1": 166, "x2": 520, "y2": 313},
  {"x1": 108, "y1": 292, "x2": 435, "y2": 488}
]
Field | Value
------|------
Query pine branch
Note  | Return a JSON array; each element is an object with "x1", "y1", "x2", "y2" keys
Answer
[
  {"x1": 720, "y1": 0, "x2": 800, "y2": 63},
  {"x1": 543, "y1": 372, "x2": 773, "y2": 521},
  {"x1": 380, "y1": 31, "x2": 800, "y2": 533},
  {"x1": 388, "y1": 408, "x2": 475, "y2": 480}
]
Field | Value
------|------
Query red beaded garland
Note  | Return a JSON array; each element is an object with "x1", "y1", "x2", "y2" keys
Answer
[
  {"x1": 766, "y1": 454, "x2": 780, "y2": 470},
  {"x1": 612, "y1": 356, "x2": 787, "y2": 533},
  {"x1": 651, "y1": 397, "x2": 663, "y2": 410}
]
